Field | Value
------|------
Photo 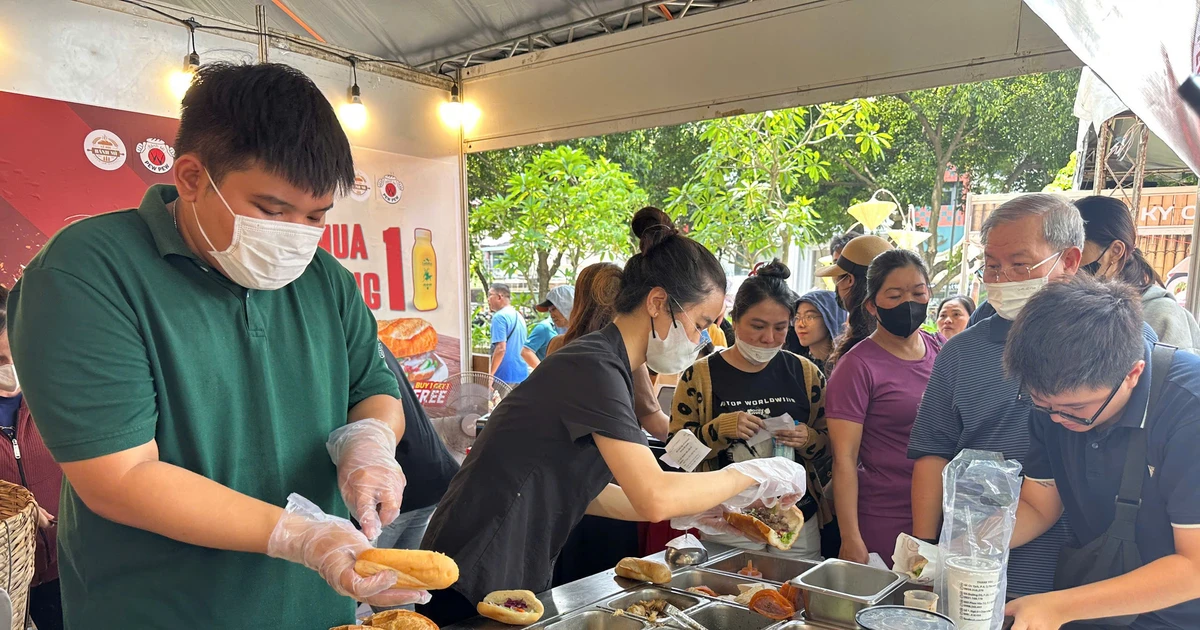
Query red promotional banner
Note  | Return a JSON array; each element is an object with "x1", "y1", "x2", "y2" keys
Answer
[{"x1": 0, "y1": 90, "x2": 464, "y2": 396}]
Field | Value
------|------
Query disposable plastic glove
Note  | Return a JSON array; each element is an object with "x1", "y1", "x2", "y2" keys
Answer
[
  {"x1": 327, "y1": 418, "x2": 406, "y2": 540},
  {"x1": 267, "y1": 493, "x2": 430, "y2": 607},
  {"x1": 670, "y1": 457, "x2": 808, "y2": 535}
]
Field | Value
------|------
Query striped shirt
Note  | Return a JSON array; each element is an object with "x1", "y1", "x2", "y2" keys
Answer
[{"x1": 909, "y1": 315, "x2": 1068, "y2": 597}]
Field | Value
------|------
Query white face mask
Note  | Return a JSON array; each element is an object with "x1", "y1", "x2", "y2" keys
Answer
[
  {"x1": 735, "y1": 337, "x2": 782, "y2": 365},
  {"x1": 646, "y1": 300, "x2": 702, "y2": 375},
  {"x1": 0, "y1": 364, "x2": 19, "y2": 396},
  {"x1": 985, "y1": 253, "x2": 1061, "y2": 320},
  {"x1": 194, "y1": 169, "x2": 325, "y2": 291}
]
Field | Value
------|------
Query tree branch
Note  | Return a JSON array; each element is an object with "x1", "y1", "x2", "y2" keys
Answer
[
  {"x1": 832, "y1": 154, "x2": 881, "y2": 188},
  {"x1": 897, "y1": 92, "x2": 942, "y2": 155}
]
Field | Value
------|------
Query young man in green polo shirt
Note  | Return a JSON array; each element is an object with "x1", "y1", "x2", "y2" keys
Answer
[{"x1": 7, "y1": 63, "x2": 425, "y2": 628}]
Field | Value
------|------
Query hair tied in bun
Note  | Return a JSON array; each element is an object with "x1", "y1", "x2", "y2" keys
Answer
[
  {"x1": 631, "y1": 206, "x2": 679, "y2": 254},
  {"x1": 754, "y1": 259, "x2": 792, "y2": 281}
]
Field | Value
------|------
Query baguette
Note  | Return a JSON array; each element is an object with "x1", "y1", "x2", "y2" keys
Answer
[
  {"x1": 477, "y1": 590, "x2": 544, "y2": 626},
  {"x1": 723, "y1": 505, "x2": 806, "y2": 550},
  {"x1": 354, "y1": 549, "x2": 459, "y2": 590},
  {"x1": 614, "y1": 557, "x2": 671, "y2": 584},
  {"x1": 361, "y1": 610, "x2": 440, "y2": 630}
]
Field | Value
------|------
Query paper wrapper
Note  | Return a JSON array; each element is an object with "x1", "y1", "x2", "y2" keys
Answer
[{"x1": 892, "y1": 533, "x2": 941, "y2": 585}]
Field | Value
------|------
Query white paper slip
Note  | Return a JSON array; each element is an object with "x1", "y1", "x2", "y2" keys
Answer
[
  {"x1": 746, "y1": 414, "x2": 796, "y2": 447},
  {"x1": 660, "y1": 429, "x2": 712, "y2": 472},
  {"x1": 867, "y1": 553, "x2": 889, "y2": 570}
]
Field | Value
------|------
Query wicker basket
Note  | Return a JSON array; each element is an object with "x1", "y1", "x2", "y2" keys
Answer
[{"x1": 0, "y1": 481, "x2": 36, "y2": 630}]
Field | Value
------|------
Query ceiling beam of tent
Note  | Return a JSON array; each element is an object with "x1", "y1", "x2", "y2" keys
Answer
[{"x1": 420, "y1": 0, "x2": 751, "y2": 76}]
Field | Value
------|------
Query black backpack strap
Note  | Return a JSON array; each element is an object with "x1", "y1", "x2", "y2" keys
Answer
[{"x1": 1111, "y1": 344, "x2": 1176, "y2": 540}]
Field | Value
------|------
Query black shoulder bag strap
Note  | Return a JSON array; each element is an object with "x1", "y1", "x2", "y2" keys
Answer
[{"x1": 1056, "y1": 344, "x2": 1175, "y2": 627}]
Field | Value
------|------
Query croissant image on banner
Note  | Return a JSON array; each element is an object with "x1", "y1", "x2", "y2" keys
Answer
[{"x1": 377, "y1": 317, "x2": 448, "y2": 383}]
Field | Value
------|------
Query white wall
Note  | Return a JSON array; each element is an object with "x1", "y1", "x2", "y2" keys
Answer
[
  {"x1": 461, "y1": 0, "x2": 1081, "y2": 152},
  {"x1": 0, "y1": 0, "x2": 459, "y2": 161}
]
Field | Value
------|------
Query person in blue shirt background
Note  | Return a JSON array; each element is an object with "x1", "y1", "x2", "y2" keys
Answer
[
  {"x1": 1005, "y1": 277, "x2": 1200, "y2": 630},
  {"x1": 487, "y1": 283, "x2": 530, "y2": 385},
  {"x1": 527, "y1": 286, "x2": 574, "y2": 362}
]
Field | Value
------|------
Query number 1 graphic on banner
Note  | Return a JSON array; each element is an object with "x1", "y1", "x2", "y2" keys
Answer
[{"x1": 383, "y1": 227, "x2": 406, "y2": 311}]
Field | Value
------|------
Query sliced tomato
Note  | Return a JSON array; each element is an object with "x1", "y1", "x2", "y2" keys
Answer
[{"x1": 749, "y1": 589, "x2": 796, "y2": 621}]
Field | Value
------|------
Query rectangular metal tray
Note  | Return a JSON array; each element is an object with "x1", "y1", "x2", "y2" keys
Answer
[
  {"x1": 667, "y1": 569, "x2": 779, "y2": 599},
  {"x1": 602, "y1": 587, "x2": 702, "y2": 621},
  {"x1": 703, "y1": 551, "x2": 819, "y2": 584},
  {"x1": 545, "y1": 609, "x2": 647, "y2": 630},
  {"x1": 668, "y1": 602, "x2": 779, "y2": 630},
  {"x1": 792, "y1": 559, "x2": 905, "y2": 603}
]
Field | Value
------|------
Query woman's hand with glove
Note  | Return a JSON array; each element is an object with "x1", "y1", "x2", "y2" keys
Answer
[
  {"x1": 669, "y1": 457, "x2": 808, "y2": 535},
  {"x1": 327, "y1": 419, "x2": 406, "y2": 541},
  {"x1": 267, "y1": 493, "x2": 430, "y2": 607}
]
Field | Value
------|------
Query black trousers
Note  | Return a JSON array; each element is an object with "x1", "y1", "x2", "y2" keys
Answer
[{"x1": 28, "y1": 579, "x2": 62, "y2": 630}]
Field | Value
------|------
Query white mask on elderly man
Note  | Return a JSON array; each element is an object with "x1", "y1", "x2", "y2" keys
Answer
[{"x1": 0, "y1": 364, "x2": 19, "y2": 396}]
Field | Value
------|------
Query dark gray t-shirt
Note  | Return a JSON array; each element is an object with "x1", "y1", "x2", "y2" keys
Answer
[{"x1": 422, "y1": 324, "x2": 648, "y2": 602}]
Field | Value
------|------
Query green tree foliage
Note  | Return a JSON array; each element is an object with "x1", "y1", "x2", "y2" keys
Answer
[
  {"x1": 667, "y1": 102, "x2": 892, "y2": 269},
  {"x1": 472, "y1": 146, "x2": 648, "y2": 301}
]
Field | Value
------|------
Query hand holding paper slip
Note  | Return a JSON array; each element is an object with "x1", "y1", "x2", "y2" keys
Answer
[
  {"x1": 745, "y1": 414, "x2": 797, "y2": 447},
  {"x1": 892, "y1": 532, "x2": 940, "y2": 584},
  {"x1": 660, "y1": 429, "x2": 713, "y2": 472}
]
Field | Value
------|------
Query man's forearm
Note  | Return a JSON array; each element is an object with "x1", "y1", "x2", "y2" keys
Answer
[
  {"x1": 96, "y1": 459, "x2": 283, "y2": 553},
  {"x1": 911, "y1": 456, "x2": 948, "y2": 540},
  {"x1": 521, "y1": 346, "x2": 540, "y2": 369},
  {"x1": 1053, "y1": 554, "x2": 1200, "y2": 623},
  {"x1": 348, "y1": 394, "x2": 404, "y2": 444}
]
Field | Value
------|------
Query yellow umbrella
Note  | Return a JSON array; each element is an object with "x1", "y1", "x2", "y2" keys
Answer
[{"x1": 847, "y1": 197, "x2": 897, "y2": 232}]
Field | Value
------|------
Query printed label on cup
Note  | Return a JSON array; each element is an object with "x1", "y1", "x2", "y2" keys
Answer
[{"x1": 946, "y1": 556, "x2": 1003, "y2": 630}]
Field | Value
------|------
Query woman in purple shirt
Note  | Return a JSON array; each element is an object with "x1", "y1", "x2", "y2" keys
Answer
[{"x1": 826, "y1": 250, "x2": 941, "y2": 566}]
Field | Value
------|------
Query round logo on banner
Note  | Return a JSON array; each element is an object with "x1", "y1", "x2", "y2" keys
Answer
[
  {"x1": 378, "y1": 174, "x2": 403, "y2": 204},
  {"x1": 350, "y1": 170, "x2": 373, "y2": 202},
  {"x1": 135, "y1": 138, "x2": 176, "y2": 174},
  {"x1": 83, "y1": 130, "x2": 127, "y2": 171}
]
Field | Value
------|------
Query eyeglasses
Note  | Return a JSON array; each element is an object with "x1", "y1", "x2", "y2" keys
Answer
[
  {"x1": 794, "y1": 313, "x2": 824, "y2": 326},
  {"x1": 1017, "y1": 379, "x2": 1123, "y2": 426},
  {"x1": 976, "y1": 251, "x2": 1062, "y2": 283}
]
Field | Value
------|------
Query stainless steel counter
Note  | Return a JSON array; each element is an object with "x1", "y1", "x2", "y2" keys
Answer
[
  {"x1": 444, "y1": 548, "x2": 700, "y2": 629},
  {"x1": 442, "y1": 544, "x2": 925, "y2": 629}
]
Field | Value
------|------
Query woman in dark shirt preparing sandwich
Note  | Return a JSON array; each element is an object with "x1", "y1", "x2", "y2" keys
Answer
[{"x1": 420, "y1": 208, "x2": 808, "y2": 625}]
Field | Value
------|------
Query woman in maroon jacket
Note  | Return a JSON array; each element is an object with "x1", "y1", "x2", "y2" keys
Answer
[{"x1": 0, "y1": 285, "x2": 62, "y2": 630}]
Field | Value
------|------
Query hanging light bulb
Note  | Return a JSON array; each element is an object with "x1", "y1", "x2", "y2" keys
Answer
[
  {"x1": 168, "y1": 22, "x2": 200, "y2": 102},
  {"x1": 439, "y1": 83, "x2": 481, "y2": 132},
  {"x1": 338, "y1": 57, "x2": 368, "y2": 131}
]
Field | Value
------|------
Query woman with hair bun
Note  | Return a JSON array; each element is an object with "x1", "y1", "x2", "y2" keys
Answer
[
  {"x1": 670, "y1": 259, "x2": 830, "y2": 561},
  {"x1": 420, "y1": 209, "x2": 811, "y2": 625}
]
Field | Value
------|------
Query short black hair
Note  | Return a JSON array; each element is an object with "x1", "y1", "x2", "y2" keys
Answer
[
  {"x1": 1004, "y1": 276, "x2": 1144, "y2": 396},
  {"x1": 829, "y1": 230, "x2": 862, "y2": 258},
  {"x1": 733, "y1": 259, "x2": 797, "y2": 321},
  {"x1": 489, "y1": 283, "x2": 511, "y2": 299},
  {"x1": 0, "y1": 284, "x2": 8, "y2": 333},
  {"x1": 615, "y1": 207, "x2": 726, "y2": 314},
  {"x1": 176, "y1": 63, "x2": 354, "y2": 197}
]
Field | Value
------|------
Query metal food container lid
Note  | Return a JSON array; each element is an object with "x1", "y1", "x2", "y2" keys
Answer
[{"x1": 855, "y1": 604, "x2": 957, "y2": 629}]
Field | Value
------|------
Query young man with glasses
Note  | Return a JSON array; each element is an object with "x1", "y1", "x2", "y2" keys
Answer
[
  {"x1": 1004, "y1": 277, "x2": 1200, "y2": 630},
  {"x1": 908, "y1": 193, "x2": 1084, "y2": 598}
]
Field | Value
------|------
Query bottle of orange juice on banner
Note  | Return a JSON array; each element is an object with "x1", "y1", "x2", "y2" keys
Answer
[{"x1": 412, "y1": 228, "x2": 438, "y2": 311}]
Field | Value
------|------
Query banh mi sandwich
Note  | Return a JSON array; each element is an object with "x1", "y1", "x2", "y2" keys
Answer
[
  {"x1": 377, "y1": 317, "x2": 444, "y2": 382},
  {"x1": 354, "y1": 549, "x2": 459, "y2": 590},
  {"x1": 614, "y1": 557, "x2": 672, "y2": 584},
  {"x1": 477, "y1": 590, "x2": 544, "y2": 625},
  {"x1": 360, "y1": 610, "x2": 440, "y2": 630},
  {"x1": 723, "y1": 504, "x2": 806, "y2": 550}
]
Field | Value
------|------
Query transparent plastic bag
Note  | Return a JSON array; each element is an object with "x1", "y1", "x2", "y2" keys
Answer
[{"x1": 935, "y1": 449, "x2": 1022, "y2": 630}]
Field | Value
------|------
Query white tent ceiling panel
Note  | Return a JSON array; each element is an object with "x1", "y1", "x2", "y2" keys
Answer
[{"x1": 461, "y1": 0, "x2": 1079, "y2": 152}]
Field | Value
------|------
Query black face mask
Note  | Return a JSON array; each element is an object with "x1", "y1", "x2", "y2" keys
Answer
[
  {"x1": 875, "y1": 300, "x2": 927, "y2": 338},
  {"x1": 1080, "y1": 244, "x2": 1110, "y2": 276}
]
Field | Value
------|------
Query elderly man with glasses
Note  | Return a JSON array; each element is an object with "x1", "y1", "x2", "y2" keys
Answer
[
  {"x1": 1003, "y1": 277, "x2": 1200, "y2": 630},
  {"x1": 907, "y1": 193, "x2": 1086, "y2": 598}
]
